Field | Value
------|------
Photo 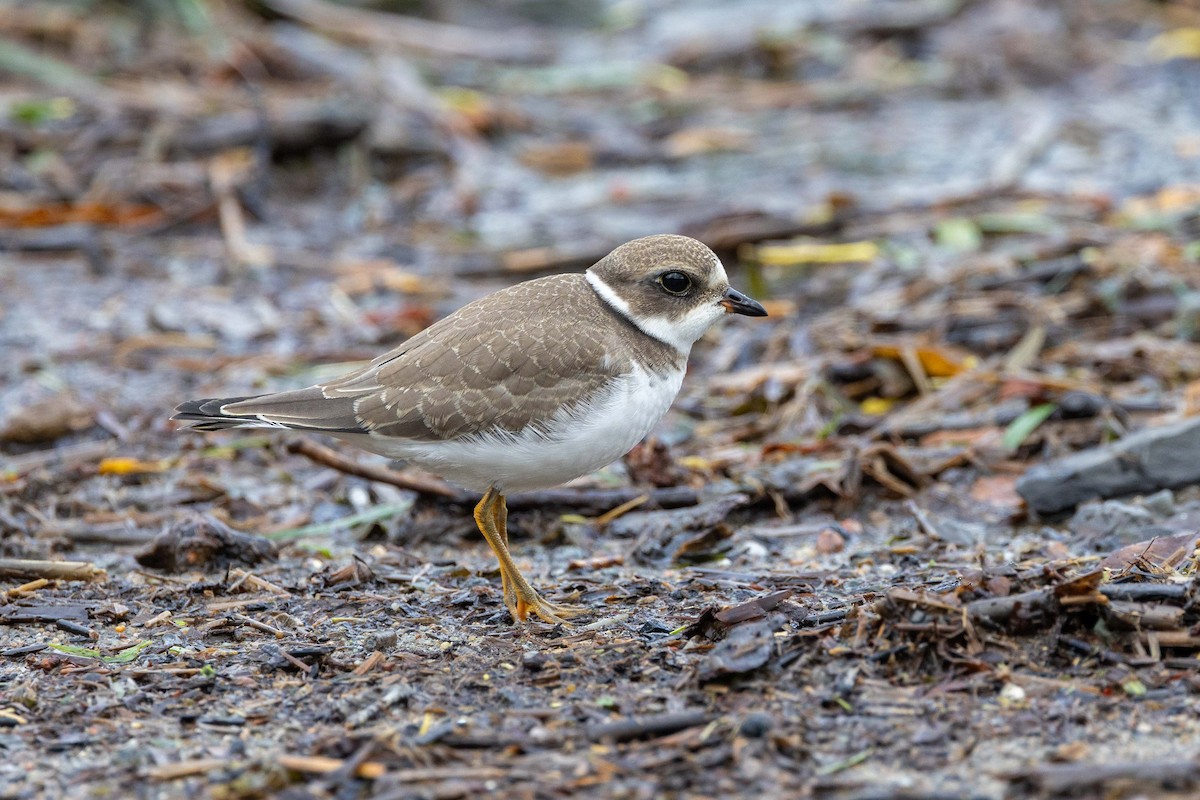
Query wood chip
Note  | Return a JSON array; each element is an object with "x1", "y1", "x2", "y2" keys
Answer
[{"x1": 276, "y1": 754, "x2": 387, "y2": 779}]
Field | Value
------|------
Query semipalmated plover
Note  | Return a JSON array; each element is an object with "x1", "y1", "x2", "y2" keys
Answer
[{"x1": 174, "y1": 234, "x2": 767, "y2": 623}]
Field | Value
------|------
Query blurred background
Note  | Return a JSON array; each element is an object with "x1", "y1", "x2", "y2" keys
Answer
[
  {"x1": 3, "y1": 0, "x2": 1200, "y2": 421},
  {"x1": 5, "y1": 4, "x2": 1200, "y2": 796}
]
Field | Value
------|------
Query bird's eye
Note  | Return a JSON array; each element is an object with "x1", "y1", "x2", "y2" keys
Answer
[{"x1": 659, "y1": 271, "x2": 692, "y2": 295}]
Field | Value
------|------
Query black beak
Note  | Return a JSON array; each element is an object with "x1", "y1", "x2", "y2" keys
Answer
[{"x1": 720, "y1": 286, "x2": 768, "y2": 317}]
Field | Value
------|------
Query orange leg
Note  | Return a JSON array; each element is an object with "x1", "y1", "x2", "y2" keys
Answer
[{"x1": 472, "y1": 487, "x2": 583, "y2": 624}]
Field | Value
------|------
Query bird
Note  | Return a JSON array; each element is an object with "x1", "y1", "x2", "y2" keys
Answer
[{"x1": 173, "y1": 234, "x2": 767, "y2": 624}]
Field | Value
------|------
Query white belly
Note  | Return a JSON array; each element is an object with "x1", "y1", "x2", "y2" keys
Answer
[{"x1": 367, "y1": 364, "x2": 684, "y2": 493}]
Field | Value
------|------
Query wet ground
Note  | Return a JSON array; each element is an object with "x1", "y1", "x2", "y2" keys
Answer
[{"x1": 3, "y1": 1, "x2": 1200, "y2": 797}]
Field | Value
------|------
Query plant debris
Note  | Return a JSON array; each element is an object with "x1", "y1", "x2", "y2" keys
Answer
[{"x1": 135, "y1": 514, "x2": 278, "y2": 572}]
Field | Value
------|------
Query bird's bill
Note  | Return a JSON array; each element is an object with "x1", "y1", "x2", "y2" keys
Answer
[{"x1": 719, "y1": 287, "x2": 768, "y2": 316}]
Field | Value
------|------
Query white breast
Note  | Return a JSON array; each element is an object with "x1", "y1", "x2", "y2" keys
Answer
[{"x1": 369, "y1": 363, "x2": 684, "y2": 493}]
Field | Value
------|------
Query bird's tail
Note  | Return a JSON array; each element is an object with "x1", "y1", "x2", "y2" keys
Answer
[
  {"x1": 172, "y1": 396, "x2": 278, "y2": 431},
  {"x1": 173, "y1": 388, "x2": 366, "y2": 434}
]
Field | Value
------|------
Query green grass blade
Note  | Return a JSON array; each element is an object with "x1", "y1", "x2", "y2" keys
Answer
[{"x1": 1003, "y1": 403, "x2": 1057, "y2": 451}]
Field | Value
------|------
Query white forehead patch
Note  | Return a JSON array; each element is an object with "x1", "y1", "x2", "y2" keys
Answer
[{"x1": 709, "y1": 252, "x2": 729, "y2": 285}]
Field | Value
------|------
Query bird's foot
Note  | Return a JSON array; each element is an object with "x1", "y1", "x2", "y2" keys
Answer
[{"x1": 505, "y1": 580, "x2": 585, "y2": 625}]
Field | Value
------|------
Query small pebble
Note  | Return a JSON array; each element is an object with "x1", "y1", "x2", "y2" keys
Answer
[
  {"x1": 1059, "y1": 391, "x2": 1104, "y2": 418},
  {"x1": 816, "y1": 527, "x2": 845, "y2": 554},
  {"x1": 522, "y1": 651, "x2": 549, "y2": 671},
  {"x1": 740, "y1": 711, "x2": 773, "y2": 738},
  {"x1": 365, "y1": 629, "x2": 398, "y2": 652},
  {"x1": 998, "y1": 682, "x2": 1027, "y2": 708},
  {"x1": 1142, "y1": 489, "x2": 1175, "y2": 516}
]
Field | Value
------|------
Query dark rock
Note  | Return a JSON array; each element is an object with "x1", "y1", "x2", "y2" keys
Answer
[
  {"x1": 1017, "y1": 417, "x2": 1200, "y2": 514},
  {"x1": 739, "y1": 711, "x2": 773, "y2": 738},
  {"x1": 697, "y1": 617, "x2": 781, "y2": 683},
  {"x1": 136, "y1": 515, "x2": 277, "y2": 572},
  {"x1": 610, "y1": 495, "x2": 747, "y2": 566}
]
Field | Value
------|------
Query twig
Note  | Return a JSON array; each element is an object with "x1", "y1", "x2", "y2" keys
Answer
[
  {"x1": 824, "y1": 0, "x2": 967, "y2": 36},
  {"x1": 864, "y1": 363, "x2": 999, "y2": 441},
  {"x1": 227, "y1": 569, "x2": 290, "y2": 595},
  {"x1": 0, "y1": 37, "x2": 117, "y2": 102},
  {"x1": 6, "y1": 578, "x2": 48, "y2": 596},
  {"x1": 0, "y1": 558, "x2": 105, "y2": 582},
  {"x1": 1143, "y1": 631, "x2": 1200, "y2": 648},
  {"x1": 285, "y1": 439, "x2": 460, "y2": 499},
  {"x1": 573, "y1": 612, "x2": 633, "y2": 633},
  {"x1": 1008, "y1": 759, "x2": 1200, "y2": 794},
  {"x1": 964, "y1": 587, "x2": 1056, "y2": 626},
  {"x1": 989, "y1": 103, "x2": 1061, "y2": 190},
  {"x1": 593, "y1": 494, "x2": 649, "y2": 526},
  {"x1": 0, "y1": 223, "x2": 107, "y2": 273},
  {"x1": 1104, "y1": 600, "x2": 1183, "y2": 631},
  {"x1": 51, "y1": 521, "x2": 157, "y2": 546},
  {"x1": 55, "y1": 619, "x2": 93, "y2": 637},
  {"x1": 174, "y1": 102, "x2": 370, "y2": 156},
  {"x1": 389, "y1": 766, "x2": 508, "y2": 782},
  {"x1": 132, "y1": 569, "x2": 192, "y2": 585},
  {"x1": 507, "y1": 485, "x2": 700, "y2": 512},
  {"x1": 1101, "y1": 583, "x2": 1190, "y2": 602},
  {"x1": 209, "y1": 150, "x2": 272, "y2": 270},
  {"x1": 327, "y1": 739, "x2": 379, "y2": 785},
  {"x1": 265, "y1": 503, "x2": 412, "y2": 542},
  {"x1": 716, "y1": 589, "x2": 794, "y2": 625},
  {"x1": 206, "y1": 598, "x2": 278, "y2": 613},
  {"x1": 899, "y1": 345, "x2": 932, "y2": 396},
  {"x1": 146, "y1": 758, "x2": 229, "y2": 781},
  {"x1": 262, "y1": 0, "x2": 551, "y2": 62},
  {"x1": 496, "y1": 242, "x2": 612, "y2": 276},
  {"x1": 904, "y1": 500, "x2": 941, "y2": 540},
  {"x1": 4, "y1": 440, "x2": 115, "y2": 475},
  {"x1": 351, "y1": 651, "x2": 385, "y2": 676},
  {"x1": 231, "y1": 613, "x2": 286, "y2": 639},
  {"x1": 585, "y1": 710, "x2": 712, "y2": 743},
  {"x1": 683, "y1": 212, "x2": 842, "y2": 253},
  {"x1": 278, "y1": 649, "x2": 315, "y2": 673},
  {"x1": 1058, "y1": 635, "x2": 1153, "y2": 666},
  {"x1": 140, "y1": 610, "x2": 174, "y2": 628}
]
